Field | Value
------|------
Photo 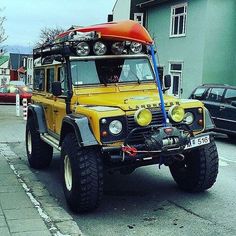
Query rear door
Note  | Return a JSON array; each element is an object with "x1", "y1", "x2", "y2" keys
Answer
[
  {"x1": 203, "y1": 87, "x2": 225, "y2": 129},
  {"x1": 217, "y1": 88, "x2": 236, "y2": 133}
]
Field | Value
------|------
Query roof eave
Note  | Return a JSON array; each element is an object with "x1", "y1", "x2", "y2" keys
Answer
[{"x1": 136, "y1": 0, "x2": 169, "y2": 8}]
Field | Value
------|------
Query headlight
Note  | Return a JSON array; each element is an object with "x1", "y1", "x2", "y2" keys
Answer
[
  {"x1": 134, "y1": 108, "x2": 152, "y2": 126},
  {"x1": 130, "y1": 42, "x2": 142, "y2": 54},
  {"x1": 111, "y1": 42, "x2": 125, "y2": 55},
  {"x1": 109, "y1": 120, "x2": 123, "y2": 135},
  {"x1": 93, "y1": 41, "x2": 107, "y2": 55},
  {"x1": 168, "y1": 105, "x2": 185, "y2": 123},
  {"x1": 184, "y1": 112, "x2": 194, "y2": 125},
  {"x1": 75, "y1": 42, "x2": 90, "y2": 56}
]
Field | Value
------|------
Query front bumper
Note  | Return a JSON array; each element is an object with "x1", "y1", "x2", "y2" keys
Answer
[{"x1": 102, "y1": 125, "x2": 211, "y2": 162}]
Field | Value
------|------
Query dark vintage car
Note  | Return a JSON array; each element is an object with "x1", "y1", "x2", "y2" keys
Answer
[
  {"x1": 0, "y1": 85, "x2": 32, "y2": 104},
  {"x1": 189, "y1": 84, "x2": 236, "y2": 137}
]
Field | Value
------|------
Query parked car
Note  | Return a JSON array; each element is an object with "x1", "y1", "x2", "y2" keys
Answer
[
  {"x1": 189, "y1": 84, "x2": 236, "y2": 137},
  {"x1": 0, "y1": 85, "x2": 32, "y2": 104}
]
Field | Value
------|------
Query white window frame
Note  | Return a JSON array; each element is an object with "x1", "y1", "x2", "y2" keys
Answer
[
  {"x1": 170, "y1": 3, "x2": 187, "y2": 37},
  {"x1": 134, "y1": 13, "x2": 144, "y2": 26},
  {"x1": 168, "y1": 61, "x2": 184, "y2": 97}
]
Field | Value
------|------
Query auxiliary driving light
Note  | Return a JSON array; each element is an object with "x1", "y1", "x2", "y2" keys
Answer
[
  {"x1": 130, "y1": 42, "x2": 142, "y2": 54},
  {"x1": 93, "y1": 41, "x2": 107, "y2": 55},
  {"x1": 168, "y1": 105, "x2": 185, "y2": 123},
  {"x1": 134, "y1": 108, "x2": 152, "y2": 127},
  {"x1": 111, "y1": 42, "x2": 125, "y2": 55},
  {"x1": 75, "y1": 42, "x2": 90, "y2": 56}
]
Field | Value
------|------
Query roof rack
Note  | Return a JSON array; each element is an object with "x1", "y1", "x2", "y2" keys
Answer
[{"x1": 33, "y1": 20, "x2": 153, "y2": 61}]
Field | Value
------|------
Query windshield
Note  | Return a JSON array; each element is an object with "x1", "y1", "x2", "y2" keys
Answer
[{"x1": 70, "y1": 57, "x2": 154, "y2": 85}]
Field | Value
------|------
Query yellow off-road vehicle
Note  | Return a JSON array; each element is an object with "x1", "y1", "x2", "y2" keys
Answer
[{"x1": 26, "y1": 20, "x2": 218, "y2": 212}]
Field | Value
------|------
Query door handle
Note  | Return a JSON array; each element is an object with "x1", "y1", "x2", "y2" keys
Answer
[
  {"x1": 219, "y1": 106, "x2": 225, "y2": 110},
  {"x1": 53, "y1": 110, "x2": 58, "y2": 113}
]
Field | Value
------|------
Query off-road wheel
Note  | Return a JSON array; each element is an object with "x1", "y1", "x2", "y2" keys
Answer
[
  {"x1": 26, "y1": 117, "x2": 53, "y2": 169},
  {"x1": 61, "y1": 133, "x2": 103, "y2": 213},
  {"x1": 169, "y1": 139, "x2": 218, "y2": 192}
]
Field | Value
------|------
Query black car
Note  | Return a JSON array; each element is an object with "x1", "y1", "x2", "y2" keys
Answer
[{"x1": 189, "y1": 84, "x2": 236, "y2": 137}]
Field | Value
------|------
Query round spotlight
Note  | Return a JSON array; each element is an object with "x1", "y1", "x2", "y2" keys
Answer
[
  {"x1": 93, "y1": 41, "x2": 107, "y2": 55},
  {"x1": 130, "y1": 42, "x2": 143, "y2": 54},
  {"x1": 168, "y1": 105, "x2": 185, "y2": 123},
  {"x1": 111, "y1": 42, "x2": 125, "y2": 55},
  {"x1": 109, "y1": 120, "x2": 123, "y2": 135},
  {"x1": 134, "y1": 108, "x2": 152, "y2": 127},
  {"x1": 75, "y1": 42, "x2": 90, "y2": 56}
]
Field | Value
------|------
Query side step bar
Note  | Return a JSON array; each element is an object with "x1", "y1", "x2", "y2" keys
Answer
[{"x1": 40, "y1": 133, "x2": 61, "y2": 151}]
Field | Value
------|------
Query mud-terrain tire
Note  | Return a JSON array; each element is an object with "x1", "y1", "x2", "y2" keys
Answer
[
  {"x1": 61, "y1": 133, "x2": 103, "y2": 213},
  {"x1": 169, "y1": 138, "x2": 218, "y2": 192},
  {"x1": 26, "y1": 117, "x2": 53, "y2": 169}
]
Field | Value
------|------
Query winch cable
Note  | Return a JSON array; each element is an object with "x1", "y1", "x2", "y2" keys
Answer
[{"x1": 150, "y1": 45, "x2": 167, "y2": 127}]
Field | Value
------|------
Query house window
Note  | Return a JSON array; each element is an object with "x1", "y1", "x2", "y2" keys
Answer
[
  {"x1": 170, "y1": 3, "x2": 187, "y2": 37},
  {"x1": 134, "y1": 13, "x2": 144, "y2": 26},
  {"x1": 1, "y1": 69, "x2": 6, "y2": 75},
  {"x1": 169, "y1": 62, "x2": 183, "y2": 97}
]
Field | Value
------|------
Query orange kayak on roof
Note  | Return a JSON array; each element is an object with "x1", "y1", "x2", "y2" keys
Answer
[{"x1": 56, "y1": 20, "x2": 153, "y2": 45}]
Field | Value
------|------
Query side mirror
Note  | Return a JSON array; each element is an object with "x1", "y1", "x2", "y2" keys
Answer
[
  {"x1": 52, "y1": 81, "x2": 62, "y2": 97},
  {"x1": 163, "y1": 75, "x2": 171, "y2": 90},
  {"x1": 231, "y1": 101, "x2": 236, "y2": 107}
]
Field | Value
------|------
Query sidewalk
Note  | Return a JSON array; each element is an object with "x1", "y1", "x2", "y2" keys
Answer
[
  {"x1": 0, "y1": 105, "x2": 82, "y2": 236},
  {"x1": 0, "y1": 105, "x2": 52, "y2": 235},
  {"x1": 0, "y1": 145, "x2": 52, "y2": 236}
]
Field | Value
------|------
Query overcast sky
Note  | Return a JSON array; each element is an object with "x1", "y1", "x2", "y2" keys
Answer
[{"x1": 1, "y1": 0, "x2": 116, "y2": 52}]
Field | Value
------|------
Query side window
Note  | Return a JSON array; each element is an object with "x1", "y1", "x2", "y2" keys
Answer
[
  {"x1": 205, "y1": 87, "x2": 224, "y2": 102},
  {"x1": 191, "y1": 87, "x2": 208, "y2": 100},
  {"x1": 224, "y1": 89, "x2": 236, "y2": 104},
  {"x1": 34, "y1": 68, "x2": 45, "y2": 91},
  {"x1": 0, "y1": 87, "x2": 7, "y2": 93},
  {"x1": 46, "y1": 68, "x2": 54, "y2": 93},
  {"x1": 58, "y1": 67, "x2": 67, "y2": 93}
]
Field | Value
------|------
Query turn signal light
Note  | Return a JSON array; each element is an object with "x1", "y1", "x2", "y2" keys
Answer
[{"x1": 101, "y1": 131, "x2": 108, "y2": 137}]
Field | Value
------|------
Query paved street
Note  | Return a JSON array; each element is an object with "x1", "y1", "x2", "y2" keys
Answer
[{"x1": 0, "y1": 105, "x2": 236, "y2": 236}]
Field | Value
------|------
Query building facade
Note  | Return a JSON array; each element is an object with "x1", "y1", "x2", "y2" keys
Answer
[
  {"x1": 112, "y1": 0, "x2": 236, "y2": 98},
  {"x1": 0, "y1": 56, "x2": 10, "y2": 86}
]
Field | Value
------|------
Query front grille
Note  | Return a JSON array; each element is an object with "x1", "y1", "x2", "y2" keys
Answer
[
  {"x1": 126, "y1": 109, "x2": 166, "y2": 144},
  {"x1": 127, "y1": 109, "x2": 165, "y2": 132}
]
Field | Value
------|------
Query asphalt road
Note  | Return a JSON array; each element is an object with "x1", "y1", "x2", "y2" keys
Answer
[{"x1": 1, "y1": 105, "x2": 236, "y2": 236}]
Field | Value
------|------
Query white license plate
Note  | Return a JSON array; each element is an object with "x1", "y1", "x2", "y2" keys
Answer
[{"x1": 184, "y1": 135, "x2": 210, "y2": 150}]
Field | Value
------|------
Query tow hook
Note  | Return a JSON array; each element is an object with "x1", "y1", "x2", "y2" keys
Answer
[{"x1": 121, "y1": 145, "x2": 137, "y2": 159}]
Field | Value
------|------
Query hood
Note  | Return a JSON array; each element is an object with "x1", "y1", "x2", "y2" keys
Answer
[{"x1": 77, "y1": 90, "x2": 180, "y2": 111}]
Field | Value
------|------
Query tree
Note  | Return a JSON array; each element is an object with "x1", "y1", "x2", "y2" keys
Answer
[
  {"x1": 36, "y1": 26, "x2": 65, "y2": 47},
  {"x1": 0, "y1": 8, "x2": 7, "y2": 53}
]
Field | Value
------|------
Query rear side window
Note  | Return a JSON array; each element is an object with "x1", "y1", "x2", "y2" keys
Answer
[
  {"x1": 191, "y1": 87, "x2": 208, "y2": 99},
  {"x1": 224, "y1": 89, "x2": 236, "y2": 104},
  {"x1": 205, "y1": 87, "x2": 224, "y2": 102}
]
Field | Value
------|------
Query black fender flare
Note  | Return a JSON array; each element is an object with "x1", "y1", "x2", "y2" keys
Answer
[
  {"x1": 27, "y1": 104, "x2": 47, "y2": 133},
  {"x1": 59, "y1": 114, "x2": 98, "y2": 147},
  {"x1": 204, "y1": 107, "x2": 215, "y2": 131}
]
